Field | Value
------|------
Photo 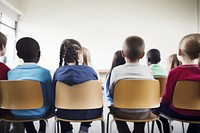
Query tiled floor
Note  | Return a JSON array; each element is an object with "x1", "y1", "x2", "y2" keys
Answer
[{"x1": 33, "y1": 91, "x2": 188, "y2": 133}]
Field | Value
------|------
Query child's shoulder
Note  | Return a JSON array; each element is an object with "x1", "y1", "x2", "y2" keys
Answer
[
  {"x1": 0, "y1": 62, "x2": 10, "y2": 69},
  {"x1": 25, "y1": 64, "x2": 51, "y2": 74}
]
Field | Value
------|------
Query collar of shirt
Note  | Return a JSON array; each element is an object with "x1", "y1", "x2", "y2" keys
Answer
[
  {"x1": 68, "y1": 63, "x2": 82, "y2": 65},
  {"x1": 125, "y1": 62, "x2": 140, "y2": 65},
  {"x1": 22, "y1": 62, "x2": 37, "y2": 65}
]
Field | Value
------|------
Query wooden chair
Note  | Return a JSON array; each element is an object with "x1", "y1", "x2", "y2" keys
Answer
[
  {"x1": 159, "y1": 80, "x2": 200, "y2": 133},
  {"x1": 53, "y1": 80, "x2": 105, "y2": 133},
  {"x1": 154, "y1": 77, "x2": 167, "y2": 97},
  {"x1": 107, "y1": 79, "x2": 163, "y2": 133},
  {"x1": 0, "y1": 80, "x2": 54, "y2": 133}
]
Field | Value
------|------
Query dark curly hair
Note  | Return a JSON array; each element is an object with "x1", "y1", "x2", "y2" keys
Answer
[{"x1": 59, "y1": 39, "x2": 82, "y2": 67}]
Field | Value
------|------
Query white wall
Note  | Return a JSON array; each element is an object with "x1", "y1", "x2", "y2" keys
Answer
[
  {"x1": 5, "y1": 0, "x2": 20, "y2": 9},
  {"x1": 16, "y1": 0, "x2": 198, "y2": 70},
  {"x1": 0, "y1": 0, "x2": 21, "y2": 20}
]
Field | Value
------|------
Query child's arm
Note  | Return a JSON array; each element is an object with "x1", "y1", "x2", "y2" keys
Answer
[
  {"x1": 104, "y1": 74, "x2": 113, "y2": 104},
  {"x1": 161, "y1": 72, "x2": 176, "y2": 105},
  {"x1": 45, "y1": 71, "x2": 55, "y2": 108},
  {"x1": 109, "y1": 70, "x2": 116, "y2": 99}
]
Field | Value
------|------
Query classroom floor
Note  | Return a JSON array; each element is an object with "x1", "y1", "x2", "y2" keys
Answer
[{"x1": 33, "y1": 90, "x2": 187, "y2": 133}]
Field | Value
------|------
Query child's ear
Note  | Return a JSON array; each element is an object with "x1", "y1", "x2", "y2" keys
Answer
[
  {"x1": 178, "y1": 49, "x2": 182, "y2": 56},
  {"x1": 0, "y1": 45, "x2": 5, "y2": 51},
  {"x1": 38, "y1": 51, "x2": 41, "y2": 58},
  {"x1": 0, "y1": 46, "x2": 3, "y2": 50},
  {"x1": 140, "y1": 52, "x2": 145, "y2": 59},
  {"x1": 17, "y1": 53, "x2": 22, "y2": 58},
  {"x1": 121, "y1": 50, "x2": 125, "y2": 57}
]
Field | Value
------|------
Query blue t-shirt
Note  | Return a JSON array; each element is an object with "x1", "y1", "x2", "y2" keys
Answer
[
  {"x1": 104, "y1": 74, "x2": 113, "y2": 104},
  {"x1": 8, "y1": 63, "x2": 54, "y2": 118}
]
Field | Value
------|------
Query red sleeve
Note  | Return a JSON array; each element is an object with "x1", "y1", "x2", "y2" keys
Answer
[
  {"x1": 161, "y1": 70, "x2": 177, "y2": 105},
  {"x1": 0, "y1": 63, "x2": 10, "y2": 80}
]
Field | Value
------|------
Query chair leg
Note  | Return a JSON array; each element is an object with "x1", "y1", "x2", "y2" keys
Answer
[
  {"x1": 43, "y1": 119, "x2": 49, "y2": 133},
  {"x1": 181, "y1": 122, "x2": 185, "y2": 133},
  {"x1": 106, "y1": 112, "x2": 111, "y2": 133},
  {"x1": 151, "y1": 121, "x2": 155, "y2": 133},
  {"x1": 147, "y1": 122, "x2": 150, "y2": 133},
  {"x1": 157, "y1": 120, "x2": 164, "y2": 133},
  {"x1": 101, "y1": 119, "x2": 105, "y2": 133},
  {"x1": 52, "y1": 119, "x2": 57, "y2": 133},
  {"x1": 3, "y1": 121, "x2": 8, "y2": 133},
  {"x1": 168, "y1": 120, "x2": 173, "y2": 133},
  {"x1": 109, "y1": 119, "x2": 115, "y2": 133}
]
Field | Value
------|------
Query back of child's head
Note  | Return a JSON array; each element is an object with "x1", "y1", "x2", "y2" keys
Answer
[
  {"x1": 82, "y1": 47, "x2": 92, "y2": 66},
  {"x1": 147, "y1": 49, "x2": 161, "y2": 65},
  {"x1": 167, "y1": 54, "x2": 182, "y2": 70},
  {"x1": 123, "y1": 36, "x2": 145, "y2": 61},
  {"x1": 0, "y1": 32, "x2": 7, "y2": 47},
  {"x1": 16, "y1": 37, "x2": 40, "y2": 63},
  {"x1": 59, "y1": 39, "x2": 82, "y2": 67},
  {"x1": 110, "y1": 50, "x2": 126, "y2": 72},
  {"x1": 179, "y1": 33, "x2": 200, "y2": 66}
]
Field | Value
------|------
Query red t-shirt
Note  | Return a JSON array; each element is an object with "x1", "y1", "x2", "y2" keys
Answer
[
  {"x1": 161, "y1": 64, "x2": 200, "y2": 116},
  {"x1": 0, "y1": 62, "x2": 10, "y2": 115}
]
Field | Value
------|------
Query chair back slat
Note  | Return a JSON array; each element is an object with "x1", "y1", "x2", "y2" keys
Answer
[
  {"x1": 173, "y1": 80, "x2": 200, "y2": 110},
  {"x1": 55, "y1": 80, "x2": 103, "y2": 109},
  {"x1": 113, "y1": 80, "x2": 160, "y2": 109},
  {"x1": 154, "y1": 77, "x2": 167, "y2": 97},
  {"x1": 0, "y1": 80, "x2": 43, "y2": 109}
]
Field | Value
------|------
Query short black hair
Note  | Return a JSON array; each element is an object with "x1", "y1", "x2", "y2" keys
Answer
[
  {"x1": 147, "y1": 48, "x2": 161, "y2": 64},
  {"x1": 16, "y1": 37, "x2": 40, "y2": 61}
]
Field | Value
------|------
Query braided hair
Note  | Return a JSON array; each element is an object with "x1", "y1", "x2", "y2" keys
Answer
[{"x1": 59, "y1": 39, "x2": 82, "y2": 67}]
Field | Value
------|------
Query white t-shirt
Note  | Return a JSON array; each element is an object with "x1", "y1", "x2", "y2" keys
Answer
[{"x1": 109, "y1": 62, "x2": 154, "y2": 113}]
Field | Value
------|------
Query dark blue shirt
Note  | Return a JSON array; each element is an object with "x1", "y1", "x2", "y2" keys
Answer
[{"x1": 53, "y1": 65, "x2": 98, "y2": 86}]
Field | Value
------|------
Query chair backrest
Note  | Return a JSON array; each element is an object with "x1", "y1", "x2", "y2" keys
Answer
[
  {"x1": 0, "y1": 80, "x2": 43, "y2": 109},
  {"x1": 172, "y1": 80, "x2": 200, "y2": 110},
  {"x1": 154, "y1": 77, "x2": 167, "y2": 97},
  {"x1": 113, "y1": 79, "x2": 160, "y2": 109},
  {"x1": 55, "y1": 80, "x2": 103, "y2": 109}
]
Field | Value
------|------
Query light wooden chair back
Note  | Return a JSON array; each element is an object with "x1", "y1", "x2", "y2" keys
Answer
[
  {"x1": 159, "y1": 80, "x2": 200, "y2": 133},
  {"x1": 154, "y1": 77, "x2": 167, "y2": 97},
  {"x1": 0, "y1": 80, "x2": 43, "y2": 109},
  {"x1": 108, "y1": 79, "x2": 163, "y2": 133},
  {"x1": 172, "y1": 80, "x2": 200, "y2": 110},
  {"x1": 113, "y1": 79, "x2": 160, "y2": 109},
  {"x1": 55, "y1": 80, "x2": 103, "y2": 109}
]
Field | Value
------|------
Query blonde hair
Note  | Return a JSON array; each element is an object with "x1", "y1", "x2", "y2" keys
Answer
[
  {"x1": 167, "y1": 54, "x2": 182, "y2": 70},
  {"x1": 179, "y1": 33, "x2": 200, "y2": 66},
  {"x1": 82, "y1": 47, "x2": 92, "y2": 66}
]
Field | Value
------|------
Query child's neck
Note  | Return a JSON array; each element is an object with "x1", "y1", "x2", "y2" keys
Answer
[
  {"x1": 126, "y1": 58, "x2": 140, "y2": 63},
  {"x1": 182, "y1": 58, "x2": 197, "y2": 65}
]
